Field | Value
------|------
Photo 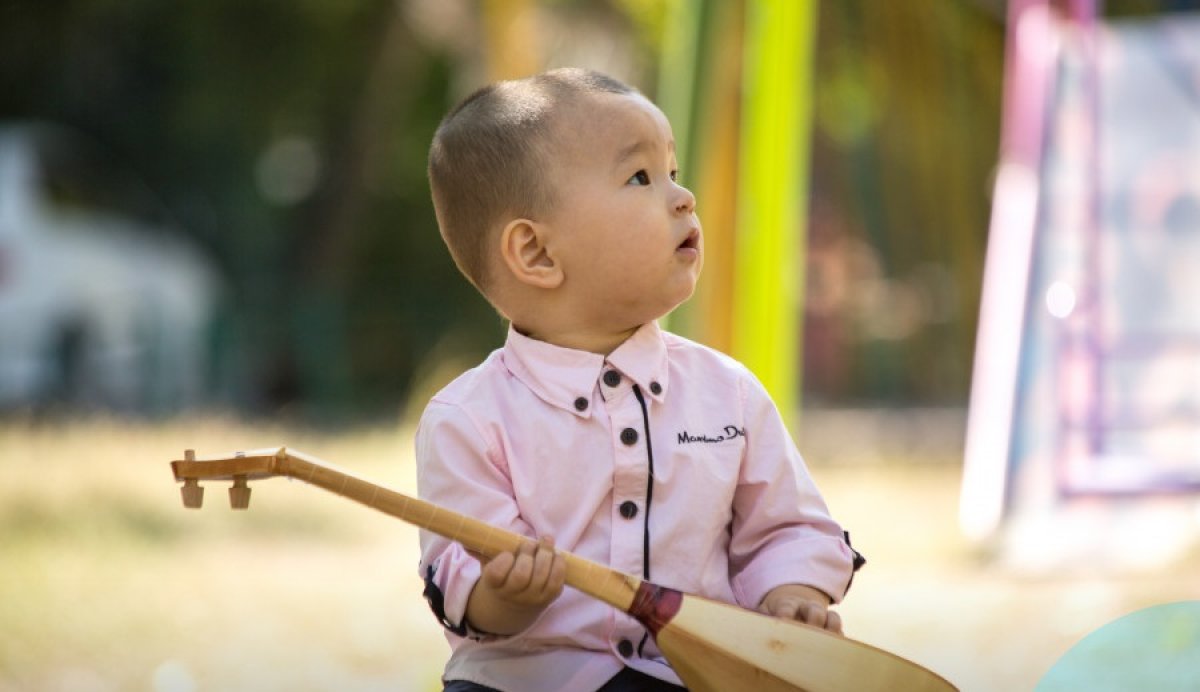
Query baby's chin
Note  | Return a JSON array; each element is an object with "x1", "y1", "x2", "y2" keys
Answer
[
  {"x1": 660, "y1": 285, "x2": 700, "y2": 320},
  {"x1": 596, "y1": 279, "x2": 700, "y2": 327}
]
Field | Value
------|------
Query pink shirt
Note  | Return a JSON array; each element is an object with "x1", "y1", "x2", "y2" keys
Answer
[{"x1": 416, "y1": 322, "x2": 857, "y2": 691}]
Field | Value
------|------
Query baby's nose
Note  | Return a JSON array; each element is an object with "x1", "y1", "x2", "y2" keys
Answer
[{"x1": 674, "y1": 185, "x2": 697, "y2": 214}]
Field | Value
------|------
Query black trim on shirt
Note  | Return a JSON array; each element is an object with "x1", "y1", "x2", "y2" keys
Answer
[
  {"x1": 631, "y1": 385, "x2": 655, "y2": 580},
  {"x1": 423, "y1": 563, "x2": 468, "y2": 637},
  {"x1": 843, "y1": 530, "x2": 867, "y2": 594},
  {"x1": 631, "y1": 384, "x2": 656, "y2": 657}
]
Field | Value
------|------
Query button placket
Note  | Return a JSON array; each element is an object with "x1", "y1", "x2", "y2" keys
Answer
[{"x1": 606, "y1": 377, "x2": 648, "y2": 578}]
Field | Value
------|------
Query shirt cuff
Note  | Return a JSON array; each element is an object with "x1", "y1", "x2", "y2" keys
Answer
[
  {"x1": 731, "y1": 537, "x2": 856, "y2": 608},
  {"x1": 424, "y1": 545, "x2": 494, "y2": 640}
]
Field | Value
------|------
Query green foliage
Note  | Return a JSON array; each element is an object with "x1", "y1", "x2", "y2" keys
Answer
[
  {"x1": 0, "y1": 0, "x2": 497, "y2": 419},
  {"x1": 805, "y1": 0, "x2": 1005, "y2": 404}
]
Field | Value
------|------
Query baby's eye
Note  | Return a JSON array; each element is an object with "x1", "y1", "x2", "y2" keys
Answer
[
  {"x1": 670, "y1": 169, "x2": 679, "y2": 182},
  {"x1": 627, "y1": 170, "x2": 651, "y2": 186}
]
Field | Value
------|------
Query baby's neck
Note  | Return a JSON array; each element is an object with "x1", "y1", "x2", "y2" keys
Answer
[{"x1": 513, "y1": 323, "x2": 640, "y2": 356}]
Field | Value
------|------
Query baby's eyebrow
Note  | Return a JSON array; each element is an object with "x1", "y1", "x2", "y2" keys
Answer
[
  {"x1": 614, "y1": 138, "x2": 676, "y2": 167},
  {"x1": 615, "y1": 139, "x2": 652, "y2": 166}
]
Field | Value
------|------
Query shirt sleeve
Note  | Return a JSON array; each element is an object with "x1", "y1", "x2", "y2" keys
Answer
[
  {"x1": 415, "y1": 399, "x2": 534, "y2": 638},
  {"x1": 727, "y1": 370, "x2": 857, "y2": 608}
]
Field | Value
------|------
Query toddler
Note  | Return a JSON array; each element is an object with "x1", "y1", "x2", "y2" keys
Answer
[{"x1": 417, "y1": 67, "x2": 863, "y2": 692}]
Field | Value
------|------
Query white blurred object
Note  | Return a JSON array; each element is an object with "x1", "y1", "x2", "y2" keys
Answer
[
  {"x1": 1045, "y1": 279, "x2": 1076, "y2": 318},
  {"x1": 0, "y1": 123, "x2": 218, "y2": 413}
]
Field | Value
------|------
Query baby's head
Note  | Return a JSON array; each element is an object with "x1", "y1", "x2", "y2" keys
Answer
[
  {"x1": 428, "y1": 68, "x2": 701, "y2": 343},
  {"x1": 428, "y1": 69, "x2": 632, "y2": 294}
]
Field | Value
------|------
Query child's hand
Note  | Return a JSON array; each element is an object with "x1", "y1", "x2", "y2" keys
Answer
[
  {"x1": 465, "y1": 536, "x2": 567, "y2": 635},
  {"x1": 758, "y1": 584, "x2": 842, "y2": 635},
  {"x1": 480, "y1": 536, "x2": 567, "y2": 607}
]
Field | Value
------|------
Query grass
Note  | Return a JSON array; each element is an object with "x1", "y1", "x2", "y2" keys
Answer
[
  {"x1": 0, "y1": 418, "x2": 446, "y2": 692},
  {"x1": 1, "y1": 415, "x2": 1197, "y2": 691}
]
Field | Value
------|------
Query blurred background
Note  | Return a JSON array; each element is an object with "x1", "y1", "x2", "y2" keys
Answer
[
  {"x1": 2, "y1": 0, "x2": 1199, "y2": 691},
  {"x1": 0, "y1": 0, "x2": 1005, "y2": 419}
]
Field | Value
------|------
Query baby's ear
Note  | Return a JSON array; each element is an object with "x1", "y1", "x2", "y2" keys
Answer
[{"x1": 499, "y1": 218, "x2": 563, "y2": 289}]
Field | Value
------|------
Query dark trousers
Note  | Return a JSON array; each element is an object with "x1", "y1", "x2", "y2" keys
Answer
[{"x1": 443, "y1": 666, "x2": 687, "y2": 692}]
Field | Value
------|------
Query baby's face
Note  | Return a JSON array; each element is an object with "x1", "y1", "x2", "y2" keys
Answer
[{"x1": 540, "y1": 92, "x2": 702, "y2": 330}]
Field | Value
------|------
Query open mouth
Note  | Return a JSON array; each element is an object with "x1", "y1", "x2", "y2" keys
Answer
[{"x1": 677, "y1": 228, "x2": 700, "y2": 251}]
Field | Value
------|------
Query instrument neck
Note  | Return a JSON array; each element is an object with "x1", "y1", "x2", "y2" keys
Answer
[{"x1": 280, "y1": 451, "x2": 641, "y2": 612}]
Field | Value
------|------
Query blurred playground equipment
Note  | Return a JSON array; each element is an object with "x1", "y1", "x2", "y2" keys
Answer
[
  {"x1": 962, "y1": 0, "x2": 1200, "y2": 566},
  {"x1": 0, "y1": 123, "x2": 217, "y2": 413}
]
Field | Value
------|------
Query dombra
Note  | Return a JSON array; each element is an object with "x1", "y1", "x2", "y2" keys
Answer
[{"x1": 171, "y1": 447, "x2": 957, "y2": 692}]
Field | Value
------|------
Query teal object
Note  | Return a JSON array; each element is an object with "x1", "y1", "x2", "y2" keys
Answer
[{"x1": 1037, "y1": 601, "x2": 1200, "y2": 691}]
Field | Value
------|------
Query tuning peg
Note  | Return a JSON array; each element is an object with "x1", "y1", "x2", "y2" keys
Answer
[
  {"x1": 181, "y1": 478, "x2": 204, "y2": 509},
  {"x1": 229, "y1": 475, "x2": 251, "y2": 510},
  {"x1": 179, "y1": 450, "x2": 204, "y2": 509}
]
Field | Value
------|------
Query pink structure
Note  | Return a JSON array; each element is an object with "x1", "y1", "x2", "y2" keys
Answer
[{"x1": 961, "y1": 0, "x2": 1200, "y2": 560}]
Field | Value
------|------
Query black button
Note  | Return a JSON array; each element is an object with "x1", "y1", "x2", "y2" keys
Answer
[
  {"x1": 620, "y1": 428, "x2": 638, "y2": 445},
  {"x1": 603, "y1": 370, "x2": 621, "y2": 387},
  {"x1": 649, "y1": 381, "x2": 662, "y2": 395},
  {"x1": 619, "y1": 501, "x2": 638, "y2": 519},
  {"x1": 574, "y1": 397, "x2": 588, "y2": 411},
  {"x1": 617, "y1": 639, "x2": 634, "y2": 657}
]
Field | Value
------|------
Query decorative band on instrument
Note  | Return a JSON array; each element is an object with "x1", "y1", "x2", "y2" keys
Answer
[{"x1": 627, "y1": 581, "x2": 683, "y2": 636}]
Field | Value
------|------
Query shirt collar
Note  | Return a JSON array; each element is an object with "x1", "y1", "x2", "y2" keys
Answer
[
  {"x1": 606, "y1": 321, "x2": 669, "y2": 403},
  {"x1": 501, "y1": 322, "x2": 670, "y2": 417}
]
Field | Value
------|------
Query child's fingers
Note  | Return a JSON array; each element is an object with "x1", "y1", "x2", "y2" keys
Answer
[
  {"x1": 545, "y1": 547, "x2": 567, "y2": 596},
  {"x1": 759, "y1": 595, "x2": 797, "y2": 620},
  {"x1": 525, "y1": 537, "x2": 558, "y2": 595},
  {"x1": 481, "y1": 550, "x2": 516, "y2": 588},
  {"x1": 481, "y1": 538, "x2": 566, "y2": 607},
  {"x1": 797, "y1": 601, "x2": 827, "y2": 630},
  {"x1": 823, "y1": 609, "x2": 843, "y2": 635},
  {"x1": 500, "y1": 539, "x2": 539, "y2": 593},
  {"x1": 765, "y1": 596, "x2": 841, "y2": 634},
  {"x1": 793, "y1": 601, "x2": 842, "y2": 634}
]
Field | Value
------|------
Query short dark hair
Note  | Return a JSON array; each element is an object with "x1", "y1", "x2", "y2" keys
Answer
[{"x1": 428, "y1": 68, "x2": 636, "y2": 293}]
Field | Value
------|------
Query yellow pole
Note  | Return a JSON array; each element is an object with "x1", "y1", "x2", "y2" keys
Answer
[
  {"x1": 733, "y1": 0, "x2": 816, "y2": 419},
  {"x1": 688, "y1": 0, "x2": 744, "y2": 355}
]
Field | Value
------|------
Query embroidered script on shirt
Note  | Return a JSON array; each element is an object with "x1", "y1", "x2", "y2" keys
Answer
[{"x1": 677, "y1": 426, "x2": 746, "y2": 444}]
